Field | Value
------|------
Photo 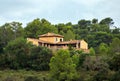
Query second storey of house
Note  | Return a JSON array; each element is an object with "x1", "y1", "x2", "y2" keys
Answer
[{"x1": 39, "y1": 32, "x2": 64, "y2": 43}]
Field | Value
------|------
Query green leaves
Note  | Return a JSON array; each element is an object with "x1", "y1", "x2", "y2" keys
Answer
[
  {"x1": 4, "y1": 38, "x2": 32, "y2": 69},
  {"x1": 25, "y1": 18, "x2": 57, "y2": 38},
  {"x1": 30, "y1": 46, "x2": 52, "y2": 71},
  {"x1": 49, "y1": 50, "x2": 78, "y2": 81},
  {"x1": 0, "y1": 37, "x2": 52, "y2": 70},
  {"x1": 64, "y1": 30, "x2": 75, "y2": 41},
  {"x1": 109, "y1": 53, "x2": 120, "y2": 71},
  {"x1": 98, "y1": 43, "x2": 109, "y2": 55},
  {"x1": 110, "y1": 37, "x2": 120, "y2": 54},
  {"x1": 89, "y1": 47, "x2": 95, "y2": 55}
]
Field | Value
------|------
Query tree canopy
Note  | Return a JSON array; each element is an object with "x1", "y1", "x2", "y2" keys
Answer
[{"x1": 49, "y1": 50, "x2": 78, "y2": 81}]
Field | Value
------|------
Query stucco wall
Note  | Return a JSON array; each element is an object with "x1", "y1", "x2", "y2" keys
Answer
[
  {"x1": 27, "y1": 38, "x2": 39, "y2": 46},
  {"x1": 80, "y1": 40, "x2": 88, "y2": 49},
  {"x1": 39, "y1": 37, "x2": 63, "y2": 43}
]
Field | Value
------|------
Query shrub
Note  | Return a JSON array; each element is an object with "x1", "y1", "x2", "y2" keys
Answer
[{"x1": 24, "y1": 76, "x2": 41, "y2": 81}]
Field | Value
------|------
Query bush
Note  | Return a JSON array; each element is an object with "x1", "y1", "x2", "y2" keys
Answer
[
  {"x1": 108, "y1": 53, "x2": 120, "y2": 71},
  {"x1": 91, "y1": 68, "x2": 109, "y2": 81},
  {"x1": 4, "y1": 76, "x2": 16, "y2": 81},
  {"x1": 110, "y1": 70, "x2": 120, "y2": 81},
  {"x1": 4, "y1": 37, "x2": 32, "y2": 69},
  {"x1": 0, "y1": 38, "x2": 53, "y2": 71},
  {"x1": 28, "y1": 46, "x2": 52, "y2": 71},
  {"x1": 24, "y1": 76, "x2": 41, "y2": 81},
  {"x1": 83, "y1": 56, "x2": 109, "y2": 71}
]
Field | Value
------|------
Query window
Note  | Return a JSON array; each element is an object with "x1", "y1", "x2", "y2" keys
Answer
[
  {"x1": 60, "y1": 38, "x2": 62, "y2": 42},
  {"x1": 56, "y1": 38, "x2": 58, "y2": 41}
]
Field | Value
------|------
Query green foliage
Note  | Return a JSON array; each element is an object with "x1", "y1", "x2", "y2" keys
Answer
[
  {"x1": 72, "y1": 54, "x2": 79, "y2": 67},
  {"x1": 75, "y1": 51, "x2": 90, "y2": 70},
  {"x1": 0, "y1": 70, "x2": 49, "y2": 81},
  {"x1": 89, "y1": 47, "x2": 95, "y2": 55},
  {"x1": 0, "y1": 22, "x2": 24, "y2": 53},
  {"x1": 29, "y1": 46, "x2": 52, "y2": 71},
  {"x1": 110, "y1": 70, "x2": 120, "y2": 81},
  {"x1": 78, "y1": 54, "x2": 88, "y2": 66},
  {"x1": 87, "y1": 31, "x2": 113, "y2": 50},
  {"x1": 98, "y1": 43, "x2": 109, "y2": 55},
  {"x1": 90, "y1": 24, "x2": 100, "y2": 32},
  {"x1": 83, "y1": 56, "x2": 109, "y2": 71},
  {"x1": 25, "y1": 18, "x2": 57, "y2": 38},
  {"x1": 92, "y1": 68, "x2": 109, "y2": 81},
  {"x1": 25, "y1": 18, "x2": 41, "y2": 38},
  {"x1": 99, "y1": 17, "x2": 114, "y2": 26},
  {"x1": 110, "y1": 37, "x2": 120, "y2": 54},
  {"x1": 3, "y1": 37, "x2": 32, "y2": 69},
  {"x1": 64, "y1": 30, "x2": 75, "y2": 41},
  {"x1": 25, "y1": 76, "x2": 41, "y2": 81},
  {"x1": 56, "y1": 23, "x2": 75, "y2": 41},
  {"x1": 56, "y1": 23, "x2": 72, "y2": 33},
  {"x1": 4, "y1": 76, "x2": 17, "y2": 81},
  {"x1": 78, "y1": 19, "x2": 91, "y2": 29},
  {"x1": 108, "y1": 53, "x2": 120, "y2": 71},
  {"x1": 0, "y1": 38, "x2": 52, "y2": 71},
  {"x1": 112, "y1": 27, "x2": 120, "y2": 34},
  {"x1": 92, "y1": 18, "x2": 98, "y2": 24},
  {"x1": 49, "y1": 50, "x2": 78, "y2": 81}
]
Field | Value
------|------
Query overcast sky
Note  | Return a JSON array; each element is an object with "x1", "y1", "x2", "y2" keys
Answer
[{"x1": 0, "y1": 0, "x2": 120, "y2": 27}]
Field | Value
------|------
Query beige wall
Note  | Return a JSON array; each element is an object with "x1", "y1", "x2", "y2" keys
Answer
[
  {"x1": 55, "y1": 37, "x2": 63, "y2": 43},
  {"x1": 39, "y1": 37, "x2": 63, "y2": 43},
  {"x1": 80, "y1": 40, "x2": 88, "y2": 49},
  {"x1": 27, "y1": 38, "x2": 39, "y2": 46}
]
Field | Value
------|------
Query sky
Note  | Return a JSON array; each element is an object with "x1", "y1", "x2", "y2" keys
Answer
[{"x1": 0, "y1": 0, "x2": 120, "y2": 27}]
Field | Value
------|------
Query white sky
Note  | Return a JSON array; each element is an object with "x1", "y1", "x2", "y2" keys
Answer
[{"x1": 0, "y1": 0, "x2": 120, "y2": 27}]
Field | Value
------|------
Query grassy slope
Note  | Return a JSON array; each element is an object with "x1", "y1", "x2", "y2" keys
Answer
[{"x1": 0, "y1": 70, "x2": 49, "y2": 81}]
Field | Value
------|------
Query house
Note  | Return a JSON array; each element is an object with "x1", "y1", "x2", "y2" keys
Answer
[{"x1": 27, "y1": 32, "x2": 89, "y2": 52}]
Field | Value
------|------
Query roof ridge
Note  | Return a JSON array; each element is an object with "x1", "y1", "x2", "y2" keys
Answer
[{"x1": 39, "y1": 32, "x2": 64, "y2": 37}]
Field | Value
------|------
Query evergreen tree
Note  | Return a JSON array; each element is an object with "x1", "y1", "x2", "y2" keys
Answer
[
  {"x1": 89, "y1": 47, "x2": 95, "y2": 55},
  {"x1": 64, "y1": 30, "x2": 75, "y2": 41},
  {"x1": 99, "y1": 43, "x2": 109, "y2": 55},
  {"x1": 49, "y1": 50, "x2": 78, "y2": 81},
  {"x1": 110, "y1": 37, "x2": 120, "y2": 54}
]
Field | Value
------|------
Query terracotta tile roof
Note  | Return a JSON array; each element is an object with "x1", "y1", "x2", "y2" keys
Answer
[
  {"x1": 38, "y1": 40, "x2": 55, "y2": 44},
  {"x1": 39, "y1": 32, "x2": 64, "y2": 37}
]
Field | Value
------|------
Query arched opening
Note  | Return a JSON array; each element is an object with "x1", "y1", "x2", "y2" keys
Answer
[{"x1": 60, "y1": 39, "x2": 63, "y2": 42}]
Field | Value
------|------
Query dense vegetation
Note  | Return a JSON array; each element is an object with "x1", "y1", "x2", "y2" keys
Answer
[{"x1": 0, "y1": 17, "x2": 120, "y2": 81}]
